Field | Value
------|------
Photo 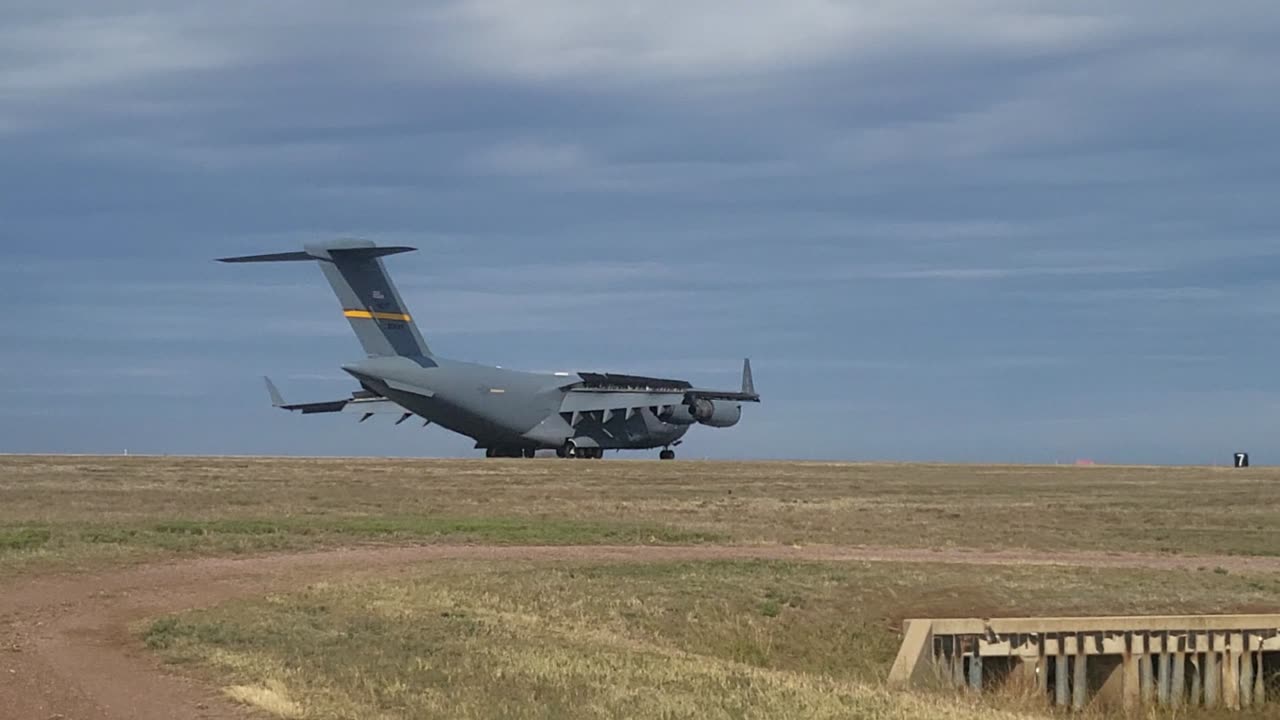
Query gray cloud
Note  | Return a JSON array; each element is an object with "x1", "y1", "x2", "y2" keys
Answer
[{"x1": 2, "y1": 1, "x2": 1279, "y2": 460}]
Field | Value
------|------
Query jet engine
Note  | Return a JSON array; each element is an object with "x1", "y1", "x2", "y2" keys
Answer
[
  {"x1": 696, "y1": 397, "x2": 747, "y2": 425},
  {"x1": 657, "y1": 404, "x2": 698, "y2": 425},
  {"x1": 657, "y1": 399, "x2": 743, "y2": 428},
  {"x1": 688, "y1": 399, "x2": 743, "y2": 428}
]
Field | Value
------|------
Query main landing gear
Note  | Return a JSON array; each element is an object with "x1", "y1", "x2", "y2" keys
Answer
[
  {"x1": 485, "y1": 446, "x2": 536, "y2": 458},
  {"x1": 659, "y1": 449, "x2": 675, "y2": 460},
  {"x1": 557, "y1": 441, "x2": 603, "y2": 459}
]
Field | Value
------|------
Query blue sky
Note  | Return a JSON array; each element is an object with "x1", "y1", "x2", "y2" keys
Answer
[{"x1": 2, "y1": 1, "x2": 1279, "y2": 462}]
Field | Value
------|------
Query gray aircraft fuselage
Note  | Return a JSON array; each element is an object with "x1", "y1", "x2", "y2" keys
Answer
[{"x1": 348, "y1": 355, "x2": 689, "y2": 452}]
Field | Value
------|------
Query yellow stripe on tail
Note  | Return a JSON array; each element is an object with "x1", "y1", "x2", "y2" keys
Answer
[{"x1": 344, "y1": 309, "x2": 413, "y2": 322}]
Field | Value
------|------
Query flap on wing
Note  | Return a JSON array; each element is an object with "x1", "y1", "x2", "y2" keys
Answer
[
  {"x1": 337, "y1": 398, "x2": 406, "y2": 415},
  {"x1": 576, "y1": 372, "x2": 692, "y2": 392},
  {"x1": 560, "y1": 391, "x2": 687, "y2": 413}
]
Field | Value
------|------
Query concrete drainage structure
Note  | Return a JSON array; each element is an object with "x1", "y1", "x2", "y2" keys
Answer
[{"x1": 889, "y1": 615, "x2": 1280, "y2": 711}]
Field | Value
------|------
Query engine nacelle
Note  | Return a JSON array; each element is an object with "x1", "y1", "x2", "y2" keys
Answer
[
  {"x1": 657, "y1": 404, "x2": 698, "y2": 425},
  {"x1": 688, "y1": 399, "x2": 742, "y2": 428},
  {"x1": 657, "y1": 400, "x2": 743, "y2": 428}
]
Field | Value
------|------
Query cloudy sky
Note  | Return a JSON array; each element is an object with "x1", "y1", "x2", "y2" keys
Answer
[{"x1": 2, "y1": 1, "x2": 1278, "y2": 462}]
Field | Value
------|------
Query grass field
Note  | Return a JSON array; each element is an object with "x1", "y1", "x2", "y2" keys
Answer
[
  {"x1": 6, "y1": 455, "x2": 1280, "y2": 718},
  {"x1": 144, "y1": 560, "x2": 1280, "y2": 719},
  {"x1": 5, "y1": 455, "x2": 1280, "y2": 573}
]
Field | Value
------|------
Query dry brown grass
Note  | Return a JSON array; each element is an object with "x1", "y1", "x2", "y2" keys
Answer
[
  {"x1": 146, "y1": 559, "x2": 1280, "y2": 719},
  {"x1": 9, "y1": 454, "x2": 1280, "y2": 718},
  {"x1": 4, "y1": 455, "x2": 1280, "y2": 574},
  {"x1": 225, "y1": 679, "x2": 304, "y2": 719}
]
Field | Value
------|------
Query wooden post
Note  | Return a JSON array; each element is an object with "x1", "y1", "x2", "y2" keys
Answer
[
  {"x1": 1224, "y1": 634, "x2": 1241, "y2": 711},
  {"x1": 1158, "y1": 650, "x2": 1172, "y2": 706},
  {"x1": 1122, "y1": 653, "x2": 1140, "y2": 712},
  {"x1": 1171, "y1": 652, "x2": 1185, "y2": 709},
  {"x1": 1037, "y1": 642, "x2": 1049, "y2": 697},
  {"x1": 1254, "y1": 651, "x2": 1266, "y2": 706},
  {"x1": 1140, "y1": 652, "x2": 1155, "y2": 705},
  {"x1": 1240, "y1": 635, "x2": 1254, "y2": 709},
  {"x1": 1056, "y1": 650, "x2": 1070, "y2": 707},
  {"x1": 1205, "y1": 647, "x2": 1219, "y2": 710},
  {"x1": 1190, "y1": 653, "x2": 1202, "y2": 708},
  {"x1": 1073, "y1": 652, "x2": 1088, "y2": 711}
]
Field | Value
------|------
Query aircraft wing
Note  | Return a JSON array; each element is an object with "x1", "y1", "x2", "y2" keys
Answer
[
  {"x1": 561, "y1": 359, "x2": 759, "y2": 415},
  {"x1": 264, "y1": 377, "x2": 423, "y2": 424}
]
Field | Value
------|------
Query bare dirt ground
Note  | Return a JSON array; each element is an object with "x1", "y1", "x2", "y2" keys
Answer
[{"x1": 6, "y1": 543, "x2": 1280, "y2": 720}]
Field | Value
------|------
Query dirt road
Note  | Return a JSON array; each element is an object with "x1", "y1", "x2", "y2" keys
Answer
[{"x1": 5, "y1": 543, "x2": 1280, "y2": 720}]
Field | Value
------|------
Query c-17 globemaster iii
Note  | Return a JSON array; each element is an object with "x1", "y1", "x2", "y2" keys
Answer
[{"x1": 220, "y1": 240, "x2": 760, "y2": 459}]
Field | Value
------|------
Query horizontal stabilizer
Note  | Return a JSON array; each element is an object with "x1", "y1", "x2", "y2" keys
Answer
[
  {"x1": 218, "y1": 245, "x2": 417, "y2": 264},
  {"x1": 263, "y1": 378, "x2": 410, "y2": 417},
  {"x1": 326, "y1": 246, "x2": 417, "y2": 260},
  {"x1": 219, "y1": 251, "x2": 315, "y2": 263}
]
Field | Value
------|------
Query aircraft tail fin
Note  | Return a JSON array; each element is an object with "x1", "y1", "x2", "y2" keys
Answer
[
  {"x1": 741, "y1": 358, "x2": 755, "y2": 396},
  {"x1": 219, "y1": 240, "x2": 432, "y2": 358}
]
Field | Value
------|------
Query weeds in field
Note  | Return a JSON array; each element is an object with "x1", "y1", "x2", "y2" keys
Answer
[
  {"x1": 146, "y1": 560, "x2": 1280, "y2": 720},
  {"x1": 0, "y1": 527, "x2": 51, "y2": 550},
  {"x1": 6, "y1": 456, "x2": 1280, "y2": 563},
  {"x1": 9, "y1": 456, "x2": 1280, "y2": 717},
  {"x1": 0, "y1": 514, "x2": 720, "y2": 575}
]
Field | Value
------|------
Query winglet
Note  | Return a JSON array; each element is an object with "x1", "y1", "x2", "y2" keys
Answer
[
  {"x1": 741, "y1": 358, "x2": 755, "y2": 396},
  {"x1": 264, "y1": 377, "x2": 286, "y2": 408}
]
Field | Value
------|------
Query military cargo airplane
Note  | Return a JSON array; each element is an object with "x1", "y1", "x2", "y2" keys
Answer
[{"x1": 220, "y1": 240, "x2": 759, "y2": 459}]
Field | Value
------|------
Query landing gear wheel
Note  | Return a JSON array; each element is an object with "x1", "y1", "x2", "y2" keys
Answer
[
  {"x1": 660, "y1": 449, "x2": 675, "y2": 460},
  {"x1": 558, "y1": 441, "x2": 577, "y2": 459},
  {"x1": 523, "y1": 447, "x2": 536, "y2": 459},
  {"x1": 485, "y1": 448, "x2": 496, "y2": 458}
]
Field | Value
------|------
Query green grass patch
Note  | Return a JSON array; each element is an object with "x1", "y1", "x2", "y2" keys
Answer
[
  {"x1": 0, "y1": 527, "x2": 51, "y2": 551},
  {"x1": 129, "y1": 516, "x2": 720, "y2": 546},
  {"x1": 9, "y1": 456, "x2": 1280, "y2": 559},
  {"x1": 0, "y1": 516, "x2": 722, "y2": 573},
  {"x1": 151, "y1": 520, "x2": 288, "y2": 536}
]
